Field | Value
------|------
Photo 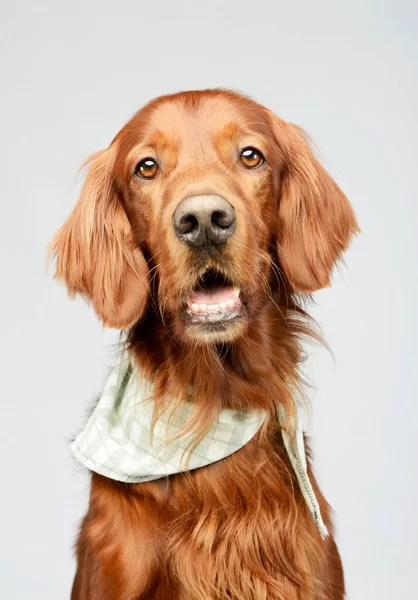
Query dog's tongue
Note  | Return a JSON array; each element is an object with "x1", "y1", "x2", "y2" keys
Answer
[{"x1": 190, "y1": 286, "x2": 238, "y2": 304}]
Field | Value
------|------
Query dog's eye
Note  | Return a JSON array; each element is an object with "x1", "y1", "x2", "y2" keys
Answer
[
  {"x1": 240, "y1": 147, "x2": 264, "y2": 169},
  {"x1": 135, "y1": 158, "x2": 158, "y2": 179}
]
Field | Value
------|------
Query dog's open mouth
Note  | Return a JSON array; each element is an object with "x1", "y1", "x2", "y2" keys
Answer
[{"x1": 186, "y1": 268, "x2": 243, "y2": 324}]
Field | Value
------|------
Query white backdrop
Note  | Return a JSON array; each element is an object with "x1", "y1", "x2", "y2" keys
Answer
[{"x1": 1, "y1": 1, "x2": 417, "y2": 598}]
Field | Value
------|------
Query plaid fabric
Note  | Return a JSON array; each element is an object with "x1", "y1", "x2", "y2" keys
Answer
[
  {"x1": 70, "y1": 357, "x2": 328, "y2": 539},
  {"x1": 71, "y1": 357, "x2": 266, "y2": 483}
]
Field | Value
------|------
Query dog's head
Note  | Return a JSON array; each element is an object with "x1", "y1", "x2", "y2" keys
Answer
[{"x1": 51, "y1": 90, "x2": 358, "y2": 344}]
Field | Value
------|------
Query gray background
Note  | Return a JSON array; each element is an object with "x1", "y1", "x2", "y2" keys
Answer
[{"x1": 1, "y1": 1, "x2": 417, "y2": 598}]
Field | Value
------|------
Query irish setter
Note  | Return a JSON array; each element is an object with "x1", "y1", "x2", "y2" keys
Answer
[{"x1": 50, "y1": 89, "x2": 358, "y2": 599}]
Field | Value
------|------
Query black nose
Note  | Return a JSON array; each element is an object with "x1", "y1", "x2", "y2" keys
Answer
[{"x1": 172, "y1": 195, "x2": 236, "y2": 248}]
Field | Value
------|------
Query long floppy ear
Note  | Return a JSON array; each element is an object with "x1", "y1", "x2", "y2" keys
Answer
[
  {"x1": 49, "y1": 148, "x2": 149, "y2": 328},
  {"x1": 269, "y1": 114, "x2": 359, "y2": 293}
]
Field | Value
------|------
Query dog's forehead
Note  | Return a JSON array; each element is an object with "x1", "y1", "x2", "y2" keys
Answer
[
  {"x1": 149, "y1": 97, "x2": 246, "y2": 136},
  {"x1": 122, "y1": 95, "x2": 267, "y2": 154}
]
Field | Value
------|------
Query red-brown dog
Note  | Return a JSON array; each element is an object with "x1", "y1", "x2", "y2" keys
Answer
[{"x1": 51, "y1": 89, "x2": 358, "y2": 599}]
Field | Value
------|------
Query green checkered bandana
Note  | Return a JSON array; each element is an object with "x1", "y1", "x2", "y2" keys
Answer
[{"x1": 71, "y1": 357, "x2": 328, "y2": 539}]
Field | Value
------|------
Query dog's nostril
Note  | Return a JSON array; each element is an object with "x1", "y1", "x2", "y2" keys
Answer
[
  {"x1": 211, "y1": 210, "x2": 233, "y2": 229},
  {"x1": 179, "y1": 214, "x2": 198, "y2": 234}
]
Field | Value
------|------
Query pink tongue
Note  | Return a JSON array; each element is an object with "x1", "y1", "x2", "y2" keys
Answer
[{"x1": 190, "y1": 286, "x2": 236, "y2": 304}]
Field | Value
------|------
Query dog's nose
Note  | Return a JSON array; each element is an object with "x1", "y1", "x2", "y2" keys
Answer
[{"x1": 172, "y1": 195, "x2": 236, "y2": 248}]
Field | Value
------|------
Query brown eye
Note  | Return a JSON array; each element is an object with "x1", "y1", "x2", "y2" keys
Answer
[
  {"x1": 240, "y1": 147, "x2": 265, "y2": 169},
  {"x1": 135, "y1": 158, "x2": 158, "y2": 179}
]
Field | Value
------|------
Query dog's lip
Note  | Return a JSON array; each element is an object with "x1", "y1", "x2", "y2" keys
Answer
[{"x1": 185, "y1": 304, "x2": 243, "y2": 325}]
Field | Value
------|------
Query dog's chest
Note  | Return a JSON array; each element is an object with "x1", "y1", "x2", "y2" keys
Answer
[{"x1": 87, "y1": 438, "x2": 326, "y2": 599}]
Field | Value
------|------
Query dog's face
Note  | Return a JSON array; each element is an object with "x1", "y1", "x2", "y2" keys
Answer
[{"x1": 51, "y1": 90, "x2": 358, "y2": 344}]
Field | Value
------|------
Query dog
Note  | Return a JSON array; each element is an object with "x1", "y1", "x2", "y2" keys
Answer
[{"x1": 50, "y1": 89, "x2": 358, "y2": 599}]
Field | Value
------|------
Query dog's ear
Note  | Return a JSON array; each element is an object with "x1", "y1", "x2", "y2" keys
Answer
[
  {"x1": 49, "y1": 148, "x2": 149, "y2": 328},
  {"x1": 268, "y1": 113, "x2": 359, "y2": 293}
]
